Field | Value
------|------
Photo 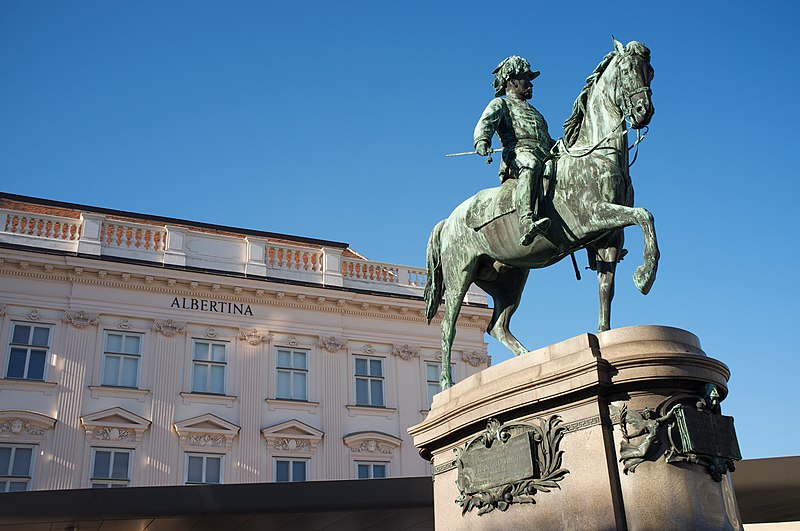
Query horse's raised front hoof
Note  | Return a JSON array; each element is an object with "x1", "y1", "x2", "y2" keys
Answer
[{"x1": 633, "y1": 264, "x2": 657, "y2": 295}]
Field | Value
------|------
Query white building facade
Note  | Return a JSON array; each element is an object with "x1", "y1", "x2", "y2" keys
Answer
[{"x1": 0, "y1": 193, "x2": 491, "y2": 491}]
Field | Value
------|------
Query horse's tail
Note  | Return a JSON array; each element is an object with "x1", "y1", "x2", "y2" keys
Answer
[{"x1": 424, "y1": 220, "x2": 445, "y2": 324}]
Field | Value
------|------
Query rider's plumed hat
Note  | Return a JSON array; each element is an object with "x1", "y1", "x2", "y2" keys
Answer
[{"x1": 492, "y1": 55, "x2": 540, "y2": 97}]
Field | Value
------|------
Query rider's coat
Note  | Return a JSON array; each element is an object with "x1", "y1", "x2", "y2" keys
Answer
[{"x1": 474, "y1": 93, "x2": 555, "y2": 182}]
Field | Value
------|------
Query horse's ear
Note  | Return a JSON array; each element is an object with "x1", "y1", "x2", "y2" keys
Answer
[{"x1": 612, "y1": 36, "x2": 625, "y2": 54}]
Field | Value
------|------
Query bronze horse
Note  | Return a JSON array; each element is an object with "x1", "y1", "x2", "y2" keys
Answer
[{"x1": 425, "y1": 39, "x2": 658, "y2": 388}]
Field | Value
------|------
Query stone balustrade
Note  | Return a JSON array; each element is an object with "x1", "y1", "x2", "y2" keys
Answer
[
  {"x1": 0, "y1": 207, "x2": 486, "y2": 303},
  {"x1": 1, "y1": 209, "x2": 81, "y2": 242}
]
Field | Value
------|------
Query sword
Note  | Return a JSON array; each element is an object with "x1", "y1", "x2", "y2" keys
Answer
[{"x1": 446, "y1": 148, "x2": 502, "y2": 164}]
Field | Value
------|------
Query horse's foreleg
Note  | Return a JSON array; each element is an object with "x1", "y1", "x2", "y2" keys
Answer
[
  {"x1": 476, "y1": 266, "x2": 530, "y2": 356},
  {"x1": 588, "y1": 203, "x2": 659, "y2": 295}
]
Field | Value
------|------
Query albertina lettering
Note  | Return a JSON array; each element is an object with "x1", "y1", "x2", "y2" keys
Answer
[{"x1": 171, "y1": 297, "x2": 253, "y2": 316}]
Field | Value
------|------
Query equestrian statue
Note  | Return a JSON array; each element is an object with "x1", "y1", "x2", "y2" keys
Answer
[{"x1": 425, "y1": 38, "x2": 658, "y2": 389}]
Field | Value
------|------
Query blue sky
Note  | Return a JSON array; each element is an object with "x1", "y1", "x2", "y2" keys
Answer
[{"x1": 1, "y1": 1, "x2": 798, "y2": 459}]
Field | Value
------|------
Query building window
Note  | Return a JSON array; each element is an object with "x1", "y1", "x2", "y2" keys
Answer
[
  {"x1": 274, "y1": 458, "x2": 308, "y2": 482},
  {"x1": 0, "y1": 444, "x2": 34, "y2": 492},
  {"x1": 90, "y1": 448, "x2": 132, "y2": 488},
  {"x1": 425, "y1": 362, "x2": 440, "y2": 408},
  {"x1": 356, "y1": 461, "x2": 388, "y2": 479},
  {"x1": 101, "y1": 332, "x2": 142, "y2": 388},
  {"x1": 192, "y1": 341, "x2": 227, "y2": 395},
  {"x1": 186, "y1": 453, "x2": 222, "y2": 484},
  {"x1": 354, "y1": 357, "x2": 384, "y2": 407},
  {"x1": 276, "y1": 349, "x2": 308, "y2": 401},
  {"x1": 6, "y1": 323, "x2": 51, "y2": 380}
]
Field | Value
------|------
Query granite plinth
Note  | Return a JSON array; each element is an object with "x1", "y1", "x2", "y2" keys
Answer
[{"x1": 409, "y1": 325, "x2": 742, "y2": 531}]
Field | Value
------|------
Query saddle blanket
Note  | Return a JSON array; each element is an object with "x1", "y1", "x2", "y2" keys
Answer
[{"x1": 465, "y1": 179, "x2": 517, "y2": 230}]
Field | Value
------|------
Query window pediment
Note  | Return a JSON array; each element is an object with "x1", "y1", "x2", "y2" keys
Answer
[
  {"x1": 0, "y1": 410, "x2": 56, "y2": 440},
  {"x1": 343, "y1": 431, "x2": 402, "y2": 455},
  {"x1": 80, "y1": 406, "x2": 150, "y2": 443},
  {"x1": 174, "y1": 413, "x2": 240, "y2": 449},
  {"x1": 261, "y1": 419, "x2": 323, "y2": 454}
]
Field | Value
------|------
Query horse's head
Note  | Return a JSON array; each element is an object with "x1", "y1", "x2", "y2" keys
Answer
[{"x1": 612, "y1": 38, "x2": 654, "y2": 129}]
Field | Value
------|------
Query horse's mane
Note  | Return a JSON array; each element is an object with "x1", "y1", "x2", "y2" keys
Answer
[
  {"x1": 562, "y1": 51, "x2": 617, "y2": 147},
  {"x1": 562, "y1": 42, "x2": 651, "y2": 147}
]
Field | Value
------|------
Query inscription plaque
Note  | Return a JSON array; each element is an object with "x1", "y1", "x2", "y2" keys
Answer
[
  {"x1": 459, "y1": 432, "x2": 536, "y2": 493},
  {"x1": 454, "y1": 417, "x2": 568, "y2": 515}
]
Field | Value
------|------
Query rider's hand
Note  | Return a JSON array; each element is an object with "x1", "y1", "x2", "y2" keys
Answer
[{"x1": 475, "y1": 141, "x2": 490, "y2": 157}]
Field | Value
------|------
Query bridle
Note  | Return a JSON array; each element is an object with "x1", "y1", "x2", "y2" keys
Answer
[{"x1": 554, "y1": 54, "x2": 652, "y2": 168}]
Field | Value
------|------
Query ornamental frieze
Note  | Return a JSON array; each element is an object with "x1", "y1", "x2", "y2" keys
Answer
[
  {"x1": 462, "y1": 350, "x2": 491, "y2": 367},
  {"x1": 350, "y1": 439, "x2": 394, "y2": 454},
  {"x1": 392, "y1": 344, "x2": 420, "y2": 361},
  {"x1": 63, "y1": 310, "x2": 100, "y2": 329},
  {"x1": 188, "y1": 434, "x2": 226, "y2": 447},
  {"x1": 238, "y1": 328, "x2": 271, "y2": 346},
  {"x1": 274, "y1": 438, "x2": 312, "y2": 453},
  {"x1": 93, "y1": 427, "x2": 134, "y2": 442},
  {"x1": 0, "y1": 419, "x2": 45, "y2": 436},
  {"x1": 318, "y1": 336, "x2": 347, "y2": 353},
  {"x1": 153, "y1": 319, "x2": 187, "y2": 337}
]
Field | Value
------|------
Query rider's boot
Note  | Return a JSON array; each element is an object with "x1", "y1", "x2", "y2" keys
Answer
[{"x1": 517, "y1": 170, "x2": 550, "y2": 246}]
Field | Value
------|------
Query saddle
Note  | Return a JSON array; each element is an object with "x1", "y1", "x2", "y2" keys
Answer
[
  {"x1": 465, "y1": 159, "x2": 556, "y2": 230},
  {"x1": 465, "y1": 179, "x2": 517, "y2": 230}
]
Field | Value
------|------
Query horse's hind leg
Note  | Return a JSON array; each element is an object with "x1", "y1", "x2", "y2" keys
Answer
[
  {"x1": 588, "y1": 203, "x2": 659, "y2": 295},
  {"x1": 592, "y1": 232, "x2": 623, "y2": 332},
  {"x1": 476, "y1": 266, "x2": 530, "y2": 357},
  {"x1": 439, "y1": 266, "x2": 476, "y2": 389}
]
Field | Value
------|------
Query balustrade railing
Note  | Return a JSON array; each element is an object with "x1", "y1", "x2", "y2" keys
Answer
[
  {"x1": 266, "y1": 243, "x2": 323, "y2": 273},
  {"x1": 341, "y1": 258, "x2": 399, "y2": 284},
  {"x1": 1, "y1": 210, "x2": 81, "y2": 241},
  {"x1": 101, "y1": 221, "x2": 166, "y2": 252},
  {"x1": 0, "y1": 207, "x2": 481, "y2": 301}
]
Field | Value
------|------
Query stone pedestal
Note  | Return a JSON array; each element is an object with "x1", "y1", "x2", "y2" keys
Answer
[{"x1": 409, "y1": 326, "x2": 743, "y2": 531}]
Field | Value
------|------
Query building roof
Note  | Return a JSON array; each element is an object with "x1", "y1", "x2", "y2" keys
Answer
[{"x1": 0, "y1": 458, "x2": 798, "y2": 529}]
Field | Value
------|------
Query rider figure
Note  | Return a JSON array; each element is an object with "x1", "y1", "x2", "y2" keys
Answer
[{"x1": 474, "y1": 56, "x2": 555, "y2": 246}]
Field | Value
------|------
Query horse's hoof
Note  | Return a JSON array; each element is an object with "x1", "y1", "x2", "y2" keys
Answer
[{"x1": 633, "y1": 265, "x2": 656, "y2": 295}]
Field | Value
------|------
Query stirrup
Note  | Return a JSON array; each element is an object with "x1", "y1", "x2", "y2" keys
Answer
[{"x1": 520, "y1": 217, "x2": 550, "y2": 246}]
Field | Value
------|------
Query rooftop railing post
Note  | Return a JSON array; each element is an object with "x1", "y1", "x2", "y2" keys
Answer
[
  {"x1": 164, "y1": 225, "x2": 187, "y2": 266},
  {"x1": 245, "y1": 237, "x2": 268, "y2": 277},
  {"x1": 76, "y1": 213, "x2": 103, "y2": 255},
  {"x1": 322, "y1": 247, "x2": 344, "y2": 287}
]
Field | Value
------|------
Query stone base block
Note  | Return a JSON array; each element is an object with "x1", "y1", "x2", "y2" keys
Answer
[{"x1": 409, "y1": 325, "x2": 743, "y2": 531}]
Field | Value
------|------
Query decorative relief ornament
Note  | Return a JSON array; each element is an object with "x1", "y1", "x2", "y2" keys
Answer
[
  {"x1": 318, "y1": 336, "x2": 347, "y2": 353},
  {"x1": 392, "y1": 344, "x2": 420, "y2": 361},
  {"x1": 434, "y1": 351, "x2": 443, "y2": 362},
  {"x1": 238, "y1": 328, "x2": 271, "y2": 346},
  {"x1": 462, "y1": 350, "x2": 491, "y2": 367},
  {"x1": 26, "y1": 309, "x2": 41, "y2": 321},
  {"x1": 274, "y1": 438, "x2": 311, "y2": 453},
  {"x1": 189, "y1": 434, "x2": 225, "y2": 447},
  {"x1": 152, "y1": 319, "x2": 187, "y2": 337},
  {"x1": 204, "y1": 327, "x2": 219, "y2": 339},
  {"x1": 287, "y1": 336, "x2": 300, "y2": 347},
  {"x1": 94, "y1": 427, "x2": 133, "y2": 441},
  {"x1": 116, "y1": 318, "x2": 133, "y2": 330},
  {"x1": 0, "y1": 304, "x2": 5, "y2": 317},
  {"x1": 610, "y1": 384, "x2": 741, "y2": 482},
  {"x1": 361, "y1": 344, "x2": 375, "y2": 355},
  {"x1": 0, "y1": 419, "x2": 45, "y2": 436},
  {"x1": 351, "y1": 439, "x2": 393, "y2": 454},
  {"x1": 63, "y1": 310, "x2": 100, "y2": 329},
  {"x1": 454, "y1": 416, "x2": 568, "y2": 516}
]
